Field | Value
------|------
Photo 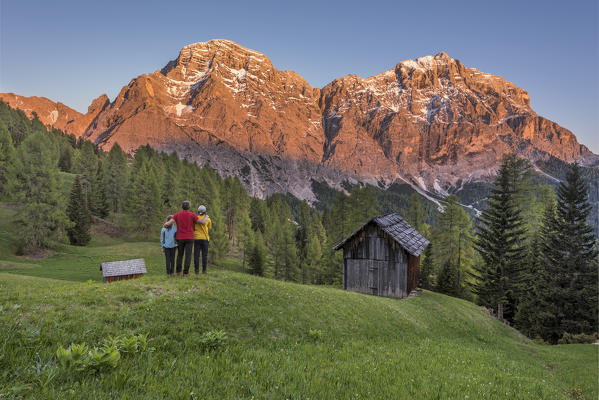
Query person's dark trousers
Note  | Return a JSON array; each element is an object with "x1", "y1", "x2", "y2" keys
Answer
[
  {"x1": 164, "y1": 247, "x2": 176, "y2": 275},
  {"x1": 176, "y1": 239, "x2": 194, "y2": 274},
  {"x1": 193, "y1": 239, "x2": 209, "y2": 274}
]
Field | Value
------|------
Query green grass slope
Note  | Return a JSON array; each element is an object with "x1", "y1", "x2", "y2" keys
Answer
[
  {"x1": 1, "y1": 269, "x2": 597, "y2": 399},
  {"x1": 0, "y1": 201, "x2": 596, "y2": 399}
]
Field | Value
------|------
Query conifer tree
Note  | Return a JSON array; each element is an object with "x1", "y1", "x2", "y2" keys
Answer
[
  {"x1": 528, "y1": 163, "x2": 598, "y2": 342},
  {"x1": 305, "y1": 213, "x2": 327, "y2": 284},
  {"x1": 280, "y1": 221, "x2": 300, "y2": 282},
  {"x1": 104, "y1": 143, "x2": 128, "y2": 213},
  {"x1": 420, "y1": 243, "x2": 434, "y2": 290},
  {"x1": 514, "y1": 231, "x2": 548, "y2": 338},
  {"x1": 473, "y1": 154, "x2": 528, "y2": 321},
  {"x1": 72, "y1": 141, "x2": 98, "y2": 197},
  {"x1": 304, "y1": 228, "x2": 323, "y2": 284},
  {"x1": 58, "y1": 143, "x2": 73, "y2": 172},
  {"x1": 434, "y1": 195, "x2": 474, "y2": 298},
  {"x1": 123, "y1": 162, "x2": 162, "y2": 236},
  {"x1": 248, "y1": 230, "x2": 266, "y2": 276},
  {"x1": 66, "y1": 176, "x2": 91, "y2": 246},
  {"x1": 16, "y1": 133, "x2": 69, "y2": 250},
  {"x1": 406, "y1": 192, "x2": 426, "y2": 232},
  {"x1": 249, "y1": 197, "x2": 268, "y2": 233},
  {"x1": 0, "y1": 122, "x2": 19, "y2": 200},
  {"x1": 160, "y1": 152, "x2": 181, "y2": 210},
  {"x1": 437, "y1": 260, "x2": 460, "y2": 296},
  {"x1": 240, "y1": 219, "x2": 254, "y2": 272},
  {"x1": 89, "y1": 161, "x2": 110, "y2": 219},
  {"x1": 297, "y1": 200, "x2": 312, "y2": 273}
]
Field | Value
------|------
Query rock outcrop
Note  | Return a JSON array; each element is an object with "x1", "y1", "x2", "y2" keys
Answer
[
  {"x1": 0, "y1": 92, "x2": 109, "y2": 136},
  {"x1": 2, "y1": 40, "x2": 596, "y2": 199}
]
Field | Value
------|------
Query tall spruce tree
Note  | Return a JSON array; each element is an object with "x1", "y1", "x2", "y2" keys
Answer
[
  {"x1": 531, "y1": 163, "x2": 598, "y2": 342},
  {"x1": 66, "y1": 176, "x2": 91, "y2": 246},
  {"x1": 473, "y1": 154, "x2": 528, "y2": 321}
]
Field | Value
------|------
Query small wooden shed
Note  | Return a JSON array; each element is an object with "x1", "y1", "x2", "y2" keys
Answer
[
  {"x1": 100, "y1": 259, "x2": 147, "y2": 283},
  {"x1": 333, "y1": 213, "x2": 429, "y2": 298}
]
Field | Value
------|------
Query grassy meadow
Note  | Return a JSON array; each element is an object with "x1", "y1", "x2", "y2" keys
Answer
[{"x1": 0, "y1": 204, "x2": 597, "y2": 399}]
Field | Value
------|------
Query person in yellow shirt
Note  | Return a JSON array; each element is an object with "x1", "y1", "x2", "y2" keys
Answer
[{"x1": 193, "y1": 205, "x2": 212, "y2": 274}]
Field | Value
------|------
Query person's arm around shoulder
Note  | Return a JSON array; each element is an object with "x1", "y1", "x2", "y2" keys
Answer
[
  {"x1": 197, "y1": 214, "x2": 207, "y2": 225},
  {"x1": 164, "y1": 214, "x2": 177, "y2": 228}
]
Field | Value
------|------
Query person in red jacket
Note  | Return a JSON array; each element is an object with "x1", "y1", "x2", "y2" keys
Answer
[{"x1": 167, "y1": 200, "x2": 203, "y2": 276}]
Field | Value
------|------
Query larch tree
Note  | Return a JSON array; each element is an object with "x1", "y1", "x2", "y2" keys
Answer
[
  {"x1": 0, "y1": 122, "x2": 19, "y2": 200},
  {"x1": 104, "y1": 143, "x2": 128, "y2": 213},
  {"x1": 434, "y1": 195, "x2": 475, "y2": 298},
  {"x1": 90, "y1": 161, "x2": 110, "y2": 219},
  {"x1": 16, "y1": 132, "x2": 69, "y2": 250}
]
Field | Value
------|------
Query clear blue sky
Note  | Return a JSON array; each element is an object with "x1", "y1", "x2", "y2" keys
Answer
[{"x1": 1, "y1": 0, "x2": 597, "y2": 152}]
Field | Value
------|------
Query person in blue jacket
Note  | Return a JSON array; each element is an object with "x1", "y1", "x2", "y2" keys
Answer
[{"x1": 161, "y1": 215, "x2": 178, "y2": 276}]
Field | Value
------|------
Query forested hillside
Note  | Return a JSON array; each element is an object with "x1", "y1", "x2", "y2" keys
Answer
[{"x1": 1, "y1": 99, "x2": 597, "y2": 344}]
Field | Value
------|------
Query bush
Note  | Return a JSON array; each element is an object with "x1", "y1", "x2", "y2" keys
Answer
[
  {"x1": 557, "y1": 332, "x2": 597, "y2": 345},
  {"x1": 199, "y1": 330, "x2": 227, "y2": 351}
]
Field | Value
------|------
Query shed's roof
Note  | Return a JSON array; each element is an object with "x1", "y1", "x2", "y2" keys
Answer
[
  {"x1": 101, "y1": 258, "x2": 147, "y2": 278},
  {"x1": 332, "y1": 213, "x2": 430, "y2": 256}
]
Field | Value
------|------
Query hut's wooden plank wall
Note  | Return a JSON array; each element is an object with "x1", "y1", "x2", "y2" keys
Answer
[
  {"x1": 342, "y1": 223, "x2": 412, "y2": 298},
  {"x1": 104, "y1": 273, "x2": 144, "y2": 283}
]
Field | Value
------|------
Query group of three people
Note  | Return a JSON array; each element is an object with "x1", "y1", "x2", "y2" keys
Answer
[{"x1": 160, "y1": 201, "x2": 212, "y2": 276}]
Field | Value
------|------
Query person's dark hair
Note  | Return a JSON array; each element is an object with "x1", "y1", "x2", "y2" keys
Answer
[{"x1": 182, "y1": 201, "x2": 190, "y2": 210}]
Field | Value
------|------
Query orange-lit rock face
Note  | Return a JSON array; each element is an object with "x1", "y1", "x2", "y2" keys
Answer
[
  {"x1": 2, "y1": 41, "x2": 596, "y2": 199},
  {"x1": 0, "y1": 92, "x2": 109, "y2": 137}
]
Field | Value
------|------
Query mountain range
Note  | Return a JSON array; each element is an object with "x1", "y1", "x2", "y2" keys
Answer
[{"x1": 2, "y1": 39, "x2": 597, "y2": 202}]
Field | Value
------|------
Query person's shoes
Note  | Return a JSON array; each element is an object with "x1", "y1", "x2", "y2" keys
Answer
[
  {"x1": 183, "y1": 273, "x2": 189, "y2": 277},
  {"x1": 177, "y1": 272, "x2": 182, "y2": 277},
  {"x1": 202, "y1": 271, "x2": 207, "y2": 274}
]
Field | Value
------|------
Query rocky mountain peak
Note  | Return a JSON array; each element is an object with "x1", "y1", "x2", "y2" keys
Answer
[
  {"x1": 87, "y1": 94, "x2": 110, "y2": 114},
  {"x1": 160, "y1": 39, "x2": 274, "y2": 84},
  {"x1": 2, "y1": 40, "x2": 596, "y2": 202}
]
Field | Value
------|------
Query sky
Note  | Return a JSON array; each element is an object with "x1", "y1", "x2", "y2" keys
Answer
[{"x1": 1, "y1": 0, "x2": 597, "y2": 152}]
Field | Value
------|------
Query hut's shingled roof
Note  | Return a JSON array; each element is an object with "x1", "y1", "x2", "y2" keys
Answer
[
  {"x1": 332, "y1": 213, "x2": 430, "y2": 256},
  {"x1": 101, "y1": 258, "x2": 147, "y2": 278}
]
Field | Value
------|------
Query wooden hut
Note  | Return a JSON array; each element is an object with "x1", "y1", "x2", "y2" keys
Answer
[
  {"x1": 100, "y1": 259, "x2": 147, "y2": 283},
  {"x1": 333, "y1": 213, "x2": 429, "y2": 298}
]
